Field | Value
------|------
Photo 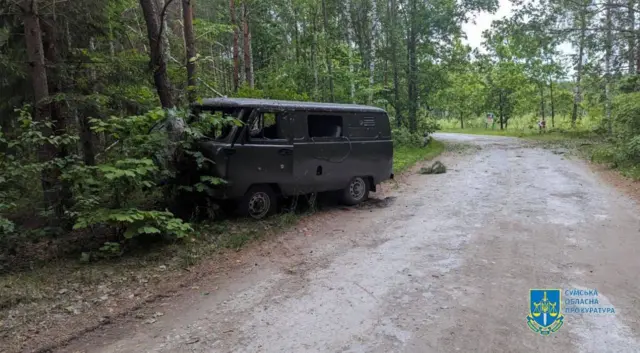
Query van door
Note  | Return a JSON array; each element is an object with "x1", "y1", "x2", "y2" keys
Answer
[
  {"x1": 225, "y1": 109, "x2": 294, "y2": 197},
  {"x1": 292, "y1": 112, "x2": 351, "y2": 194}
]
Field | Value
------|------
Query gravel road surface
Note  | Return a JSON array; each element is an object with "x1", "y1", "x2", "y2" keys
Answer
[{"x1": 62, "y1": 133, "x2": 640, "y2": 353}]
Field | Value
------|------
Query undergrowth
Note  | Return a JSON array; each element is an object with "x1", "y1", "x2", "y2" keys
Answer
[{"x1": 394, "y1": 140, "x2": 445, "y2": 173}]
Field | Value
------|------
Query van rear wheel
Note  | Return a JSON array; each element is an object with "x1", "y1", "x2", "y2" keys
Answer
[
  {"x1": 240, "y1": 185, "x2": 278, "y2": 219},
  {"x1": 341, "y1": 176, "x2": 370, "y2": 206}
]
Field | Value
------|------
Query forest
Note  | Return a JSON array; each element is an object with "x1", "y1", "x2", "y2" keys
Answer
[{"x1": 1, "y1": 0, "x2": 640, "y2": 260}]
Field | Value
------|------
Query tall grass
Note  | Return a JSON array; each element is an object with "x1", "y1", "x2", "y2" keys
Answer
[{"x1": 439, "y1": 114, "x2": 603, "y2": 134}]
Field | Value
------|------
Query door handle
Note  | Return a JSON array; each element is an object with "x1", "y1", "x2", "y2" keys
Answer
[{"x1": 278, "y1": 148, "x2": 293, "y2": 156}]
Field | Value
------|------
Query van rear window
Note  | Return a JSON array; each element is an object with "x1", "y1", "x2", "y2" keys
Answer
[{"x1": 308, "y1": 115, "x2": 343, "y2": 138}]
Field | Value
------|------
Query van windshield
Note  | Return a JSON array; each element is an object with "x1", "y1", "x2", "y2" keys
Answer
[{"x1": 193, "y1": 108, "x2": 242, "y2": 141}]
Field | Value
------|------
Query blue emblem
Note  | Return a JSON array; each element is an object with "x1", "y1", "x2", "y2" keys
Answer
[{"x1": 527, "y1": 289, "x2": 564, "y2": 335}]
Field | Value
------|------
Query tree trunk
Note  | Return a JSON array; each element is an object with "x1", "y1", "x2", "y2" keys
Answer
[
  {"x1": 21, "y1": 0, "x2": 62, "y2": 212},
  {"x1": 460, "y1": 112, "x2": 464, "y2": 129},
  {"x1": 82, "y1": 36, "x2": 97, "y2": 166},
  {"x1": 158, "y1": 0, "x2": 174, "y2": 62},
  {"x1": 605, "y1": 0, "x2": 613, "y2": 134},
  {"x1": 41, "y1": 17, "x2": 72, "y2": 220},
  {"x1": 407, "y1": 0, "x2": 418, "y2": 132},
  {"x1": 538, "y1": 82, "x2": 545, "y2": 122},
  {"x1": 629, "y1": 0, "x2": 636, "y2": 74},
  {"x1": 346, "y1": 0, "x2": 356, "y2": 103},
  {"x1": 571, "y1": 11, "x2": 586, "y2": 128},
  {"x1": 312, "y1": 8, "x2": 319, "y2": 100},
  {"x1": 230, "y1": 0, "x2": 240, "y2": 91},
  {"x1": 183, "y1": 0, "x2": 197, "y2": 103},
  {"x1": 499, "y1": 91, "x2": 504, "y2": 130},
  {"x1": 390, "y1": 0, "x2": 401, "y2": 127},
  {"x1": 321, "y1": 0, "x2": 335, "y2": 102},
  {"x1": 368, "y1": 0, "x2": 377, "y2": 105},
  {"x1": 292, "y1": 3, "x2": 300, "y2": 64},
  {"x1": 242, "y1": 3, "x2": 254, "y2": 88},
  {"x1": 549, "y1": 79, "x2": 555, "y2": 128},
  {"x1": 139, "y1": 0, "x2": 174, "y2": 108}
]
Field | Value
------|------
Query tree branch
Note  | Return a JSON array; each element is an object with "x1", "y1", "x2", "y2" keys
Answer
[{"x1": 197, "y1": 77, "x2": 224, "y2": 97}]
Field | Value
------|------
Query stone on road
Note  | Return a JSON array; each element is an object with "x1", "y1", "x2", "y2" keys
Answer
[{"x1": 63, "y1": 133, "x2": 640, "y2": 353}]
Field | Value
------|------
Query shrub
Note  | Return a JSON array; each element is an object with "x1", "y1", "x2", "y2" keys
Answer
[
  {"x1": 392, "y1": 126, "x2": 423, "y2": 146},
  {"x1": 0, "y1": 106, "x2": 237, "y2": 253}
]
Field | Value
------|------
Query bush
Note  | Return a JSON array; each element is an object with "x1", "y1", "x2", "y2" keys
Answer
[
  {"x1": 588, "y1": 93, "x2": 640, "y2": 170},
  {"x1": 392, "y1": 127, "x2": 423, "y2": 146},
  {"x1": 613, "y1": 93, "x2": 640, "y2": 140},
  {"x1": 0, "y1": 106, "x2": 239, "y2": 254}
]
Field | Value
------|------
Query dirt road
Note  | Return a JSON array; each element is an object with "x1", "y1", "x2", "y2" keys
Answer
[{"x1": 63, "y1": 133, "x2": 640, "y2": 353}]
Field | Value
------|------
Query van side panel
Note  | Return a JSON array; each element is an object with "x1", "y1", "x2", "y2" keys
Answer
[
  {"x1": 223, "y1": 111, "x2": 295, "y2": 198},
  {"x1": 291, "y1": 111, "x2": 393, "y2": 195},
  {"x1": 292, "y1": 112, "x2": 352, "y2": 194},
  {"x1": 343, "y1": 112, "x2": 393, "y2": 185}
]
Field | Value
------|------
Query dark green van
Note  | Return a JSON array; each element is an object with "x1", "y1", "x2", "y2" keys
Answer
[{"x1": 191, "y1": 98, "x2": 393, "y2": 219}]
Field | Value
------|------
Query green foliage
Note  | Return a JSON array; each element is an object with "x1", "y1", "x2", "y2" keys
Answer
[
  {"x1": 234, "y1": 85, "x2": 310, "y2": 101},
  {"x1": 612, "y1": 93, "x2": 640, "y2": 139},
  {"x1": 74, "y1": 209, "x2": 192, "y2": 239},
  {"x1": 393, "y1": 140, "x2": 445, "y2": 173},
  {"x1": 600, "y1": 93, "x2": 640, "y2": 167},
  {"x1": 392, "y1": 127, "x2": 423, "y2": 146},
  {"x1": 0, "y1": 107, "x2": 80, "y2": 234},
  {"x1": 0, "y1": 107, "x2": 211, "y2": 250}
]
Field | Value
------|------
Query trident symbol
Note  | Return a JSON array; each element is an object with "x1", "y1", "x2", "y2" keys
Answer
[{"x1": 532, "y1": 291, "x2": 558, "y2": 326}]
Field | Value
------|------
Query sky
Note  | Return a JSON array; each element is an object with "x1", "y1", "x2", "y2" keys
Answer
[
  {"x1": 461, "y1": 0, "x2": 513, "y2": 52},
  {"x1": 461, "y1": 0, "x2": 574, "y2": 73}
]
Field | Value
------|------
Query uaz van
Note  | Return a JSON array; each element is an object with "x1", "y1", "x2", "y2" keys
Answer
[{"x1": 190, "y1": 98, "x2": 394, "y2": 219}]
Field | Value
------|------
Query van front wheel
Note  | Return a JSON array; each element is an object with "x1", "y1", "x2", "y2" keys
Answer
[
  {"x1": 341, "y1": 177, "x2": 370, "y2": 206},
  {"x1": 240, "y1": 185, "x2": 278, "y2": 219}
]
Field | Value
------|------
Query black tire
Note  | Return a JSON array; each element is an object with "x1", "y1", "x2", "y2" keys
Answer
[
  {"x1": 239, "y1": 185, "x2": 278, "y2": 219},
  {"x1": 341, "y1": 176, "x2": 370, "y2": 206}
]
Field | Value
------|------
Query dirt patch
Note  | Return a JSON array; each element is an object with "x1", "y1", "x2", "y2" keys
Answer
[{"x1": 587, "y1": 161, "x2": 640, "y2": 204}]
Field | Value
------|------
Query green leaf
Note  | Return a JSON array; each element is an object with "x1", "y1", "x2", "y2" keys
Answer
[{"x1": 139, "y1": 226, "x2": 161, "y2": 234}]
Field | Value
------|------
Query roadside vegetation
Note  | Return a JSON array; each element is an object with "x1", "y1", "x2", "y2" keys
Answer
[
  {"x1": 394, "y1": 140, "x2": 445, "y2": 173},
  {"x1": 439, "y1": 111, "x2": 640, "y2": 180}
]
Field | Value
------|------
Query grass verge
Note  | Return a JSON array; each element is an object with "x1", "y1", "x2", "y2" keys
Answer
[
  {"x1": 440, "y1": 127, "x2": 529, "y2": 137},
  {"x1": 393, "y1": 139, "x2": 445, "y2": 173},
  {"x1": 439, "y1": 127, "x2": 594, "y2": 140}
]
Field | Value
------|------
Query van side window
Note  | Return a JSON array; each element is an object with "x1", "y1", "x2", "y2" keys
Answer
[
  {"x1": 249, "y1": 112, "x2": 282, "y2": 140},
  {"x1": 308, "y1": 115, "x2": 343, "y2": 138}
]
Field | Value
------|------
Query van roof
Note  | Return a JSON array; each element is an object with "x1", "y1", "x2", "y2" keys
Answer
[{"x1": 195, "y1": 97, "x2": 386, "y2": 113}]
